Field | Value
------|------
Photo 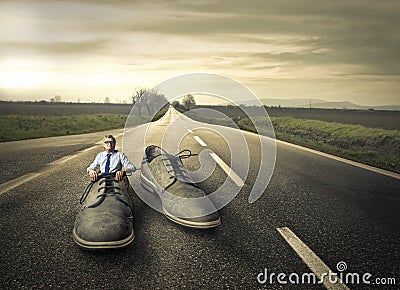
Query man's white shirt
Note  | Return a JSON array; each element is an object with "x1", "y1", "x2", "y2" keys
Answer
[{"x1": 87, "y1": 150, "x2": 136, "y2": 173}]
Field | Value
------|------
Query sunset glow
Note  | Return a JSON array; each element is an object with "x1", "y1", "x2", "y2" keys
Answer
[{"x1": 0, "y1": 1, "x2": 399, "y2": 106}]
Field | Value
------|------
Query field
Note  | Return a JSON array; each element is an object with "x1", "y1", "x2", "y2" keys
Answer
[
  {"x1": 0, "y1": 102, "x2": 161, "y2": 142},
  {"x1": 197, "y1": 105, "x2": 400, "y2": 130},
  {"x1": 0, "y1": 101, "x2": 132, "y2": 116},
  {"x1": 0, "y1": 114, "x2": 128, "y2": 141},
  {"x1": 1, "y1": 101, "x2": 399, "y2": 173}
]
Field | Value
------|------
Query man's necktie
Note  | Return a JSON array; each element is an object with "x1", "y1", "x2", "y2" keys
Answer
[{"x1": 105, "y1": 153, "x2": 111, "y2": 173}]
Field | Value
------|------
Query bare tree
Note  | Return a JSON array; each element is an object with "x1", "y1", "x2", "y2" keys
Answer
[
  {"x1": 131, "y1": 88, "x2": 148, "y2": 116},
  {"x1": 132, "y1": 88, "x2": 168, "y2": 116},
  {"x1": 183, "y1": 94, "x2": 196, "y2": 110},
  {"x1": 143, "y1": 89, "x2": 168, "y2": 115}
]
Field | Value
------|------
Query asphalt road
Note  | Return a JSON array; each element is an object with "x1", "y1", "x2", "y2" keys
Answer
[{"x1": 0, "y1": 108, "x2": 399, "y2": 289}]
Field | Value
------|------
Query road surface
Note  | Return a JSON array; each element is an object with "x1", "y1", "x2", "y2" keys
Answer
[{"x1": 0, "y1": 108, "x2": 399, "y2": 289}]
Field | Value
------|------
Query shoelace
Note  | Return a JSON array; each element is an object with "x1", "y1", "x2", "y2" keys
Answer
[
  {"x1": 164, "y1": 149, "x2": 198, "y2": 190},
  {"x1": 143, "y1": 147, "x2": 199, "y2": 191},
  {"x1": 80, "y1": 174, "x2": 131, "y2": 209}
]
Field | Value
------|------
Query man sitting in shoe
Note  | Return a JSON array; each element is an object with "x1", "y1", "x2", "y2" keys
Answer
[{"x1": 87, "y1": 134, "x2": 137, "y2": 181}]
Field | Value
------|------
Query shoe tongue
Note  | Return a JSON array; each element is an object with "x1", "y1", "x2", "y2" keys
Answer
[{"x1": 145, "y1": 145, "x2": 160, "y2": 158}]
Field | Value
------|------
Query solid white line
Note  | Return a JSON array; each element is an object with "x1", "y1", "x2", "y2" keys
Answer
[
  {"x1": 0, "y1": 173, "x2": 42, "y2": 196},
  {"x1": 47, "y1": 154, "x2": 79, "y2": 165},
  {"x1": 187, "y1": 128, "x2": 193, "y2": 134},
  {"x1": 209, "y1": 152, "x2": 245, "y2": 187},
  {"x1": 194, "y1": 135, "x2": 207, "y2": 147},
  {"x1": 277, "y1": 227, "x2": 349, "y2": 290},
  {"x1": 0, "y1": 144, "x2": 101, "y2": 196},
  {"x1": 275, "y1": 139, "x2": 400, "y2": 180},
  {"x1": 80, "y1": 145, "x2": 99, "y2": 153}
]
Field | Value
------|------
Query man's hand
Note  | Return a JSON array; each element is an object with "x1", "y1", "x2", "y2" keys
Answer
[
  {"x1": 116, "y1": 170, "x2": 125, "y2": 181},
  {"x1": 88, "y1": 169, "x2": 98, "y2": 181}
]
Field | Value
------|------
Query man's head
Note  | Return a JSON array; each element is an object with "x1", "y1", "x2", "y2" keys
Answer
[{"x1": 103, "y1": 135, "x2": 116, "y2": 152}]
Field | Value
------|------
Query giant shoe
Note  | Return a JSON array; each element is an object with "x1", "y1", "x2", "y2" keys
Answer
[
  {"x1": 72, "y1": 174, "x2": 134, "y2": 250},
  {"x1": 140, "y1": 145, "x2": 221, "y2": 228}
]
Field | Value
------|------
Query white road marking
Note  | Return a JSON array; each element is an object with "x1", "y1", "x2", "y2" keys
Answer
[
  {"x1": 186, "y1": 128, "x2": 193, "y2": 134},
  {"x1": 0, "y1": 132, "x2": 129, "y2": 195},
  {"x1": 275, "y1": 139, "x2": 400, "y2": 180},
  {"x1": 49, "y1": 143, "x2": 101, "y2": 165},
  {"x1": 189, "y1": 132, "x2": 244, "y2": 186},
  {"x1": 0, "y1": 143, "x2": 102, "y2": 195},
  {"x1": 0, "y1": 173, "x2": 42, "y2": 196},
  {"x1": 277, "y1": 227, "x2": 350, "y2": 290},
  {"x1": 80, "y1": 145, "x2": 99, "y2": 153},
  {"x1": 209, "y1": 152, "x2": 245, "y2": 187},
  {"x1": 47, "y1": 154, "x2": 79, "y2": 165},
  {"x1": 194, "y1": 135, "x2": 207, "y2": 147}
]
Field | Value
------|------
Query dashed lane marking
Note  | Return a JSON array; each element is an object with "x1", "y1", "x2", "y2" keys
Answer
[
  {"x1": 277, "y1": 227, "x2": 350, "y2": 290},
  {"x1": 194, "y1": 135, "x2": 207, "y2": 147},
  {"x1": 188, "y1": 132, "x2": 244, "y2": 187},
  {"x1": 209, "y1": 152, "x2": 245, "y2": 187}
]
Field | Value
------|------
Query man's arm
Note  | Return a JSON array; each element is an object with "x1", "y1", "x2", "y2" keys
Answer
[
  {"x1": 87, "y1": 153, "x2": 101, "y2": 181},
  {"x1": 120, "y1": 152, "x2": 137, "y2": 173},
  {"x1": 87, "y1": 153, "x2": 101, "y2": 173}
]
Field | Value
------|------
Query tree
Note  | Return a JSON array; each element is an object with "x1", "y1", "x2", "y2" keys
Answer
[
  {"x1": 50, "y1": 95, "x2": 62, "y2": 103},
  {"x1": 131, "y1": 88, "x2": 148, "y2": 116},
  {"x1": 104, "y1": 97, "x2": 110, "y2": 104},
  {"x1": 183, "y1": 94, "x2": 196, "y2": 110},
  {"x1": 132, "y1": 88, "x2": 168, "y2": 116},
  {"x1": 171, "y1": 100, "x2": 180, "y2": 108},
  {"x1": 143, "y1": 89, "x2": 168, "y2": 115}
]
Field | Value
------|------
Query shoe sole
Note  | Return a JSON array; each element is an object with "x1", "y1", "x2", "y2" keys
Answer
[
  {"x1": 140, "y1": 172, "x2": 221, "y2": 229},
  {"x1": 72, "y1": 228, "x2": 134, "y2": 250},
  {"x1": 163, "y1": 207, "x2": 221, "y2": 229}
]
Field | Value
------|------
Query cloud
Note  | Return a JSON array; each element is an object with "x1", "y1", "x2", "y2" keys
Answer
[
  {"x1": 0, "y1": 39, "x2": 110, "y2": 56},
  {"x1": 0, "y1": 0, "x2": 399, "y2": 104}
]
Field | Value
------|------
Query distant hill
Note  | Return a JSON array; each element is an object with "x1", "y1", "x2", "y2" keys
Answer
[{"x1": 240, "y1": 98, "x2": 400, "y2": 111}]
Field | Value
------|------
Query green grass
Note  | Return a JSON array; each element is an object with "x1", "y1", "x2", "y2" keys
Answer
[
  {"x1": 239, "y1": 116, "x2": 400, "y2": 173},
  {"x1": 0, "y1": 108, "x2": 168, "y2": 142},
  {"x1": 2, "y1": 108, "x2": 399, "y2": 174},
  {"x1": 0, "y1": 114, "x2": 129, "y2": 142}
]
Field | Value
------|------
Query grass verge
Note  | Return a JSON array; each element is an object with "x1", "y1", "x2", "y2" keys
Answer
[
  {"x1": 0, "y1": 109, "x2": 168, "y2": 142},
  {"x1": 0, "y1": 114, "x2": 129, "y2": 142},
  {"x1": 239, "y1": 116, "x2": 400, "y2": 173}
]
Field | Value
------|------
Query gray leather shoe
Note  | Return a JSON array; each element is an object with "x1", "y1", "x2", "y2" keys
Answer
[
  {"x1": 72, "y1": 174, "x2": 134, "y2": 249},
  {"x1": 140, "y1": 145, "x2": 220, "y2": 228}
]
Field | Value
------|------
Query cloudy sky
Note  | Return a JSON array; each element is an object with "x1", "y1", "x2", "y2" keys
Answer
[{"x1": 0, "y1": 0, "x2": 399, "y2": 105}]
